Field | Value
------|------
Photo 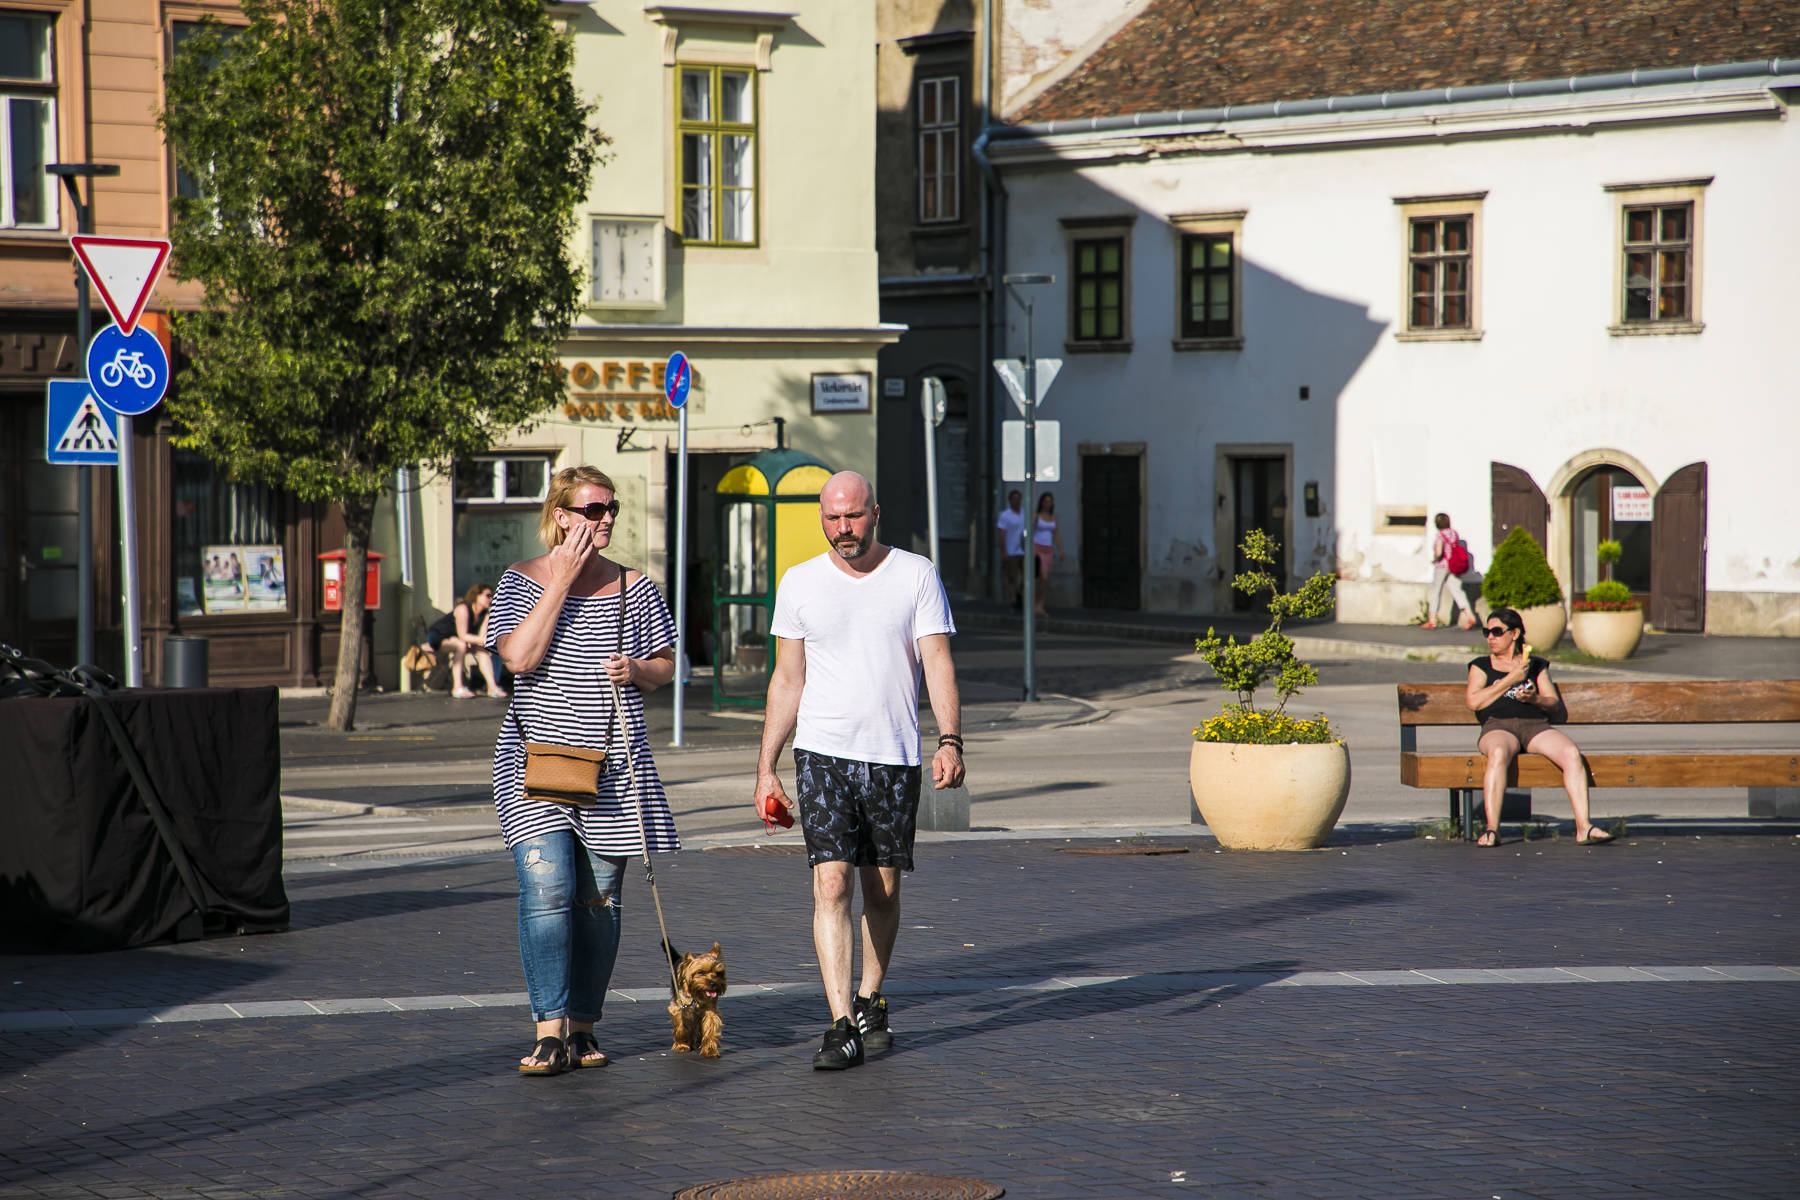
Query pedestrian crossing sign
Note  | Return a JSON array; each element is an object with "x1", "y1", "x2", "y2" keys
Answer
[{"x1": 46, "y1": 379, "x2": 120, "y2": 466}]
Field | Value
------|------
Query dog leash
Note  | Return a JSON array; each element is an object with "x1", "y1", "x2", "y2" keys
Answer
[{"x1": 606, "y1": 576, "x2": 682, "y2": 1006}]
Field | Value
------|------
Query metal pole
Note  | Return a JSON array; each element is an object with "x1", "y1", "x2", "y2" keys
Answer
[
  {"x1": 922, "y1": 379, "x2": 942, "y2": 573},
  {"x1": 75, "y1": 262, "x2": 93, "y2": 669},
  {"x1": 116, "y1": 407, "x2": 141, "y2": 686},
  {"x1": 672, "y1": 402, "x2": 689, "y2": 746},
  {"x1": 1021, "y1": 302, "x2": 1037, "y2": 703}
]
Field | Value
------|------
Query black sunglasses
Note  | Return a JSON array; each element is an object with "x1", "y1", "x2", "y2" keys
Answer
[
  {"x1": 1483, "y1": 626, "x2": 1513, "y2": 637},
  {"x1": 562, "y1": 500, "x2": 620, "y2": 521}
]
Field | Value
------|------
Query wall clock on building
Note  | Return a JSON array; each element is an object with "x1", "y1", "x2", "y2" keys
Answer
[{"x1": 590, "y1": 217, "x2": 665, "y2": 308}]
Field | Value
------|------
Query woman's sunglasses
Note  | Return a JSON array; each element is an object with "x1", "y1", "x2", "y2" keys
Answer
[
  {"x1": 562, "y1": 500, "x2": 620, "y2": 521},
  {"x1": 1484, "y1": 626, "x2": 1513, "y2": 638}
]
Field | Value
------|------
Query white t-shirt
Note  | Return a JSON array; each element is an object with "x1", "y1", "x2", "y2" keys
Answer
[
  {"x1": 996, "y1": 506, "x2": 1026, "y2": 556},
  {"x1": 770, "y1": 547, "x2": 956, "y2": 766}
]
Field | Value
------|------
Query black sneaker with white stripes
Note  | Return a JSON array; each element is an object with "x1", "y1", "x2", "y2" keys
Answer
[
  {"x1": 811, "y1": 1016, "x2": 864, "y2": 1070},
  {"x1": 853, "y1": 990, "x2": 891, "y2": 1051}
]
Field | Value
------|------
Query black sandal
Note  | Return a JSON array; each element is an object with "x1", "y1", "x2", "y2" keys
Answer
[
  {"x1": 1476, "y1": 826, "x2": 1499, "y2": 848},
  {"x1": 518, "y1": 1035, "x2": 568, "y2": 1076},
  {"x1": 567, "y1": 1031, "x2": 608, "y2": 1069}
]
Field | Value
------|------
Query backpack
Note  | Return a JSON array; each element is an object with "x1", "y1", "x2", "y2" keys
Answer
[{"x1": 1446, "y1": 539, "x2": 1472, "y2": 576}]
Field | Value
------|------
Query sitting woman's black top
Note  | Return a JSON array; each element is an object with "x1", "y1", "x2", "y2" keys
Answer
[
  {"x1": 1469, "y1": 655, "x2": 1550, "y2": 722},
  {"x1": 425, "y1": 608, "x2": 461, "y2": 650}
]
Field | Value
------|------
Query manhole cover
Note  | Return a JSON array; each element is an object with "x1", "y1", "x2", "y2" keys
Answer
[
  {"x1": 1057, "y1": 844, "x2": 1190, "y2": 856},
  {"x1": 673, "y1": 1170, "x2": 1004, "y2": 1199}
]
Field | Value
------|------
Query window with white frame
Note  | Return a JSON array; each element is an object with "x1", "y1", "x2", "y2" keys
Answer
[
  {"x1": 1, "y1": 11, "x2": 56, "y2": 230},
  {"x1": 1607, "y1": 178, "x2": 1707, "y2": 335},
  {"x1": 917, "y1": 74, "x2": 959, "y2": 224},
  {"x1": 1395, "y1": 193, "x2": 1484, "y2": 340},
  {"x1": 454, "y1": 455, "x2": 552, "y2": 505}
]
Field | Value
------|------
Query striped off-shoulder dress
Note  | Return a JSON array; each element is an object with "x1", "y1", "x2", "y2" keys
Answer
[{"x1": 485, "y1": 566, "x2": 681, "y2": 855}]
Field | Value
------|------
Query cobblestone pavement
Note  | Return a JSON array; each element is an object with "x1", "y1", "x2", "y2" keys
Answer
[{"x1": 4, "y1": 831, "x2": 1797, "y2": 1199}]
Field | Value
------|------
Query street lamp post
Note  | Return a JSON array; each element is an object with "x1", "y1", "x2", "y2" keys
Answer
[
  {"x1": 46, "y1": 163, "x2": 120, "y2": 670},
  {"x1": 1002, "y1": 272, "x2": 1053, "y2": 702}
]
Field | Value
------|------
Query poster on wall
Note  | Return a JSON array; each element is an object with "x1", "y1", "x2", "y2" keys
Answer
[
  {"x1": 202, "y1": 544, "x2": 287, "y2": 614},
  {"x1": 175, "y1": 576, "x2": 202, "y2": 617}
]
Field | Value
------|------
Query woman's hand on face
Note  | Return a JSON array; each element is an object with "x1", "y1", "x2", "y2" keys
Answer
[{"x1": 546, "y1": 521, "x2": 593, "y2": 589}]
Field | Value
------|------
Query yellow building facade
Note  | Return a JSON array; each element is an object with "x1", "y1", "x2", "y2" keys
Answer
[{"x1": 401, "y1": 1, "x2": 895, "y2": 679}]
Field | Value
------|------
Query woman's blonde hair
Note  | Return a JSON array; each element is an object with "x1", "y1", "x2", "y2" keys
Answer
[{"x1": 538, "y1": 465, "x2": 616, "y2": 549}]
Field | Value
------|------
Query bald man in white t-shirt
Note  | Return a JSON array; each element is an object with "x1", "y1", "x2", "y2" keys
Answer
[{"x1": 756, "y1": 470, "x2": 964, "y2": 1070}]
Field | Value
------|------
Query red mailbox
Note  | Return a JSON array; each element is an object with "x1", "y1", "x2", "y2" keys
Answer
[{"x1": 318, "y1": 550, "x2": 383, "y2": 611}]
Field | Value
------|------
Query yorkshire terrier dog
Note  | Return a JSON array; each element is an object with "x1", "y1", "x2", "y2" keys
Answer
[{"x1": 664, "y1": 940, "x2": 728, "y2": 1058}]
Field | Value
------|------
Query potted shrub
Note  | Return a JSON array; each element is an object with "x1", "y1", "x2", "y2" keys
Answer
[
  {"x1": 1481, "y1": 527, "x2": 1566, "y2": 650},
  {"x1": 1570, "y1": 578, "x2": 1644, "y2": 659},
  {"x1": 1189, "y1": 530, "x2": 1349, "y2": 850}
]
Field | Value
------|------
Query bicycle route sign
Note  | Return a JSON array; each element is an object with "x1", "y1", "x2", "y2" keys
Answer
[
  {"x1": 45, "y1": 379, "x2": 121, "y2": 466},
  {"x1": 85, "y1": 324, "x2": 169, "y2": 416}
]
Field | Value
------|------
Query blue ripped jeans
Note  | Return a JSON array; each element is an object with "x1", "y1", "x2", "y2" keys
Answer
[{"x1": 510, "y1": 832, "x2": 626, "y2": 1023}]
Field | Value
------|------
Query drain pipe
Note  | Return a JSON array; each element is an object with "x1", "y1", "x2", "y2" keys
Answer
[{"x1": 972, "y1": 0, "x2": 1004, "y2": 601}]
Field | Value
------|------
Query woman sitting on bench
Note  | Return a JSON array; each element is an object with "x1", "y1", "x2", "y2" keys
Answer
[
  {"x1": 1466, "y1": 606, "x2": 1615, "y2": 847},
  {"x1": 428, "y1": 583, "x2": 507, "y2": 699}
]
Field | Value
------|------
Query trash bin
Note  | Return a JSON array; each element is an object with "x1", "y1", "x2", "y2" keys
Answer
[{"x1": 162, "y1": 636, "x2": 209, "y2": 688}]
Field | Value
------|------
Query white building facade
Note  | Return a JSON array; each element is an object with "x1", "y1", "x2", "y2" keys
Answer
[{"x1": 985, "y1": 63, "x2": 1800, "y2": 636}]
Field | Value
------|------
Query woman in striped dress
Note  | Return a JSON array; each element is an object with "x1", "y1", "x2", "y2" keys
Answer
[{"x1": 486, "y1": 465, "x2": 681, "y2": 1076}]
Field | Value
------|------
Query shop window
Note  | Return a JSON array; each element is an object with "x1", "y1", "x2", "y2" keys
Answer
[
  {"x1": 1, "y1": 11, "x2": 56, "y2": 230},
  {"x1": 676, "y1": 65, "x2": 757, "y2": 247},
  {"x1": 173, "y1": 448, "x2": 287, "y2": 617},
  {"x1": 454, "y1": 455, "x2": 550, "y2": 504}
]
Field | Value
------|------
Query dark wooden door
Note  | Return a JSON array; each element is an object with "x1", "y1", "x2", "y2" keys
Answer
[
  {"x1": 1651, "y1": 461, "x2": 1706, "y2": 632},
  {"x1": 1080, "y1": 453, "x2": 1141, "y2": 610},
  {"x1": 1230, "y1": 455, "x2": 1287, "y2": 610},
  {"x1": 1491, "y1": 462, "x2": 1547, "y2": 549},
  {"x1": 0, "y1": 393, "x2": 80, "y2": 663}
]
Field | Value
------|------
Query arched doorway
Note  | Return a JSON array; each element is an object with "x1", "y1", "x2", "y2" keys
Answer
[{"x1": 1569, "y1": 464, "x2": 1653, "y2": 600}]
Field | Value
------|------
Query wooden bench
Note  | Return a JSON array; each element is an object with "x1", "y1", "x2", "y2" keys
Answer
[{"x1": 1397, "y1": 680, "x2": 1800, "y2": 836}]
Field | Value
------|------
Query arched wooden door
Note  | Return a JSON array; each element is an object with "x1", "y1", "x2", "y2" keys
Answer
[
  {"x1": 1651, "y1": 462, "x2": 1706, "y2": 632},
  {"x1": 1491, "y1": 462, "x2": 1547, "y2": 549}
]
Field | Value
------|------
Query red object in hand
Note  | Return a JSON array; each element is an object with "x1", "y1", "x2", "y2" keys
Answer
[{"x1": 757, "y1": 793, "x2": 794, "y2": 833}]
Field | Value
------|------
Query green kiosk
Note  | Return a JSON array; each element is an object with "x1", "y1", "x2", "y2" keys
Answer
[{"x1": 712, "y1": 449, "x2": 833, "y2": 708}]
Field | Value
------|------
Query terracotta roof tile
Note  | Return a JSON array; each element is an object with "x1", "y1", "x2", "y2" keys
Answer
[{"x1": 1015, "y1": 0, "x2": 1800, "y2": 125}]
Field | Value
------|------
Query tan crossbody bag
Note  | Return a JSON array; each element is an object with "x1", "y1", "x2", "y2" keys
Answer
[{"x1": 521, "y1": 569, "x2": 629, "y2": 807}]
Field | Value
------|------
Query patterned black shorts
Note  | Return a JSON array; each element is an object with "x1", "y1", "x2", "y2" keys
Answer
[{"x1": 793, "y1": 748, "x2": 921, "y2": 870}]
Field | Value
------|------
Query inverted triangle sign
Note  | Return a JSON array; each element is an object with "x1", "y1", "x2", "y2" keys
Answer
[{"x1": 70, "y1": 236, "x2": 171, "y2": 336}]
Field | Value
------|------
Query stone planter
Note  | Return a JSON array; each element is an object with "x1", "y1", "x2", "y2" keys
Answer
[
  {"x1": 1516, "y1": 601, "x2": 1566, "y2": 652},
  {"x1": 1189, "y1": 739, "x2": 1351, "y2": 850},
  {"x1": 1570, "y1": 607, "x2": 1644, "y2": 659}
]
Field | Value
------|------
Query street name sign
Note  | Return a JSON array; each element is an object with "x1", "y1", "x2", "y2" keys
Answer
[
  {"x1": 69, "y1": 235, "x2": 170, "y2": 336},
  {"x1": 46, "y1": 380, "x2": 120, "y2": 466},
  {"x1": 1001, "y1": 419, "x2": 1060, "y2": 483},
  {"x1": 85, "y1": 325, "x2": 170, "y2": 416},
  {"x1": 992, "y1": 357, "x2": 1062, "y2": 416}
]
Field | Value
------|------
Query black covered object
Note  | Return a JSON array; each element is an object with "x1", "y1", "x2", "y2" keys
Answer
[{"x1": 0, "y1": 686, "x2": 290, "y2": 951}]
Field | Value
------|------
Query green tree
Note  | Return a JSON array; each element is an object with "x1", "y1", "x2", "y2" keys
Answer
[{"x1": 159, "y1": 0, "x2": 604, "y2": 729}]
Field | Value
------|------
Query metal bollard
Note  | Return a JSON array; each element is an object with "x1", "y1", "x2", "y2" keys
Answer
[{"x1": 161, "y1": 636, "x2": 209, "y2": 688}]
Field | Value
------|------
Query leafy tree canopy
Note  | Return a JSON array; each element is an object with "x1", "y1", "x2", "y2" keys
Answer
[{"x1": 158, "y1": 0, "x2": 605, "y2": 502}]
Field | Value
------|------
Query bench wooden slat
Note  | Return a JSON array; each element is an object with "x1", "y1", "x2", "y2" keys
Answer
[
  {"x1": 1397, "y1": 680, "x2": 1800, "y2": 725},
  {"x1": 1402, "y1": 751, "x2": 1800, "y2": 789}
]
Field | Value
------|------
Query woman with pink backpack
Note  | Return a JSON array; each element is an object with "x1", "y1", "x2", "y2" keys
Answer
[{"x1": 1425, "y1": 512, "x2": 1481, "y2": 629}]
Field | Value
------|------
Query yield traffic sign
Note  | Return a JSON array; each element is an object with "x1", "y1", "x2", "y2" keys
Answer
[
  {"x1": 69, "y1": 236, "x2": 170, "y2": 336},
  {"x1": 46, "y1": 380, "x2": 120, "y2": 466},
  {"x1": 992, "y1": 358, "x2": 1062, "y2": 415}
]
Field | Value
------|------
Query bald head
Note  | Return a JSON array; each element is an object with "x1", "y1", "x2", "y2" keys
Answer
[
  {"x1": 821, "y1": 470, "x2": 876, "y2": 510},
  {"x1": 819, "y1": 471, "x2": 882, "y2": 566}
]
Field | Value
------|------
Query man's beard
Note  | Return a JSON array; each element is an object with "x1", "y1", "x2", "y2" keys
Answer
[{"x1": 832, "y1": 531, "x2": 872, "y2": 561}]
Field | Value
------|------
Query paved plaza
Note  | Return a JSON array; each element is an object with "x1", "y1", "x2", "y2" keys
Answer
[{"x1": 3, "y1": 615, "x2": 1798, "y2": 1198}]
